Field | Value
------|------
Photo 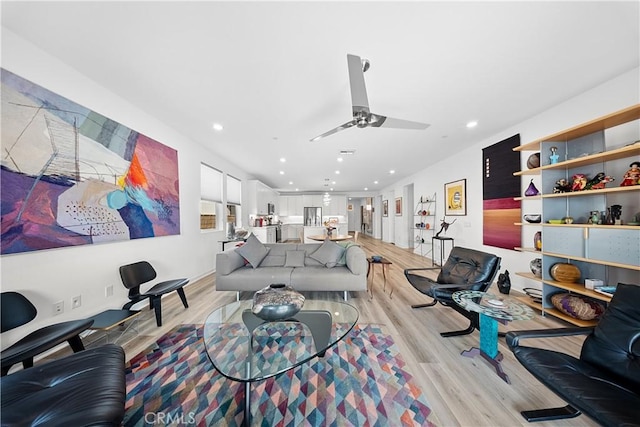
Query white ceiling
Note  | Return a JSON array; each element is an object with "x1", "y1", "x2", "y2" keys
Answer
[{"x1": 2, "y1": 1, "x2": 638, "y2": 194}]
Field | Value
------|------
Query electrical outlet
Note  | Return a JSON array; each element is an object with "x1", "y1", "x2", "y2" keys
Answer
[
  {"x1": 105, "y1": 285, "x2": 113, "y2": 297},
  {"x1": 72, "y1": 295, "x2": 81, "y2": 309},
  {"x1": 53, "y1": 301, "x2": 64, "y2": 315}
]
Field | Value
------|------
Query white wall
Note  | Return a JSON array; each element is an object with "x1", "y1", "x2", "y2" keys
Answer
[
  {"x1": 381, "y1": 66, "x2": 640, "y2": 293},
  {"x1": 0, "y1": 29, "x2": 250, "y2": 347}
]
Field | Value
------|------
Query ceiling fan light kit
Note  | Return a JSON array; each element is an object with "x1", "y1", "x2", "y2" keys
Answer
[{"x1": 311, "y1": 54, "x2": 430, "y2": 141}]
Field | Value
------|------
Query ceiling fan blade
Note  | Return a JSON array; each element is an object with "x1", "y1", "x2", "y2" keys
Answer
[
  {"x1": 347, "y1": 54, "x2": 369, "y2": 114},
  {"x1": 370, "y1": 114, "x2": 430, "y2": 130},
  {"x1": 310, "y1": 120, "x2": 357, "y2": 141}
]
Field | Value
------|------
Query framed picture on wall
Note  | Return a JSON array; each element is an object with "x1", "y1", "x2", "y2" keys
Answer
[
  {"x1": 382, "y1": 200, "x2": 388, "y2": 217},
  {"x1": 395, "y1": 197, "x2": 402, "y2": 216},
  {"x1": 444, "y1": 179, "x2": 467, "y2": 216},
  {"x1": 348, "y1": 204, "x2": 353, "y2": 211}
]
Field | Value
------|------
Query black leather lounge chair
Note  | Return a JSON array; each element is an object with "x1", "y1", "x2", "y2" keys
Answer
[
  {"x1": 404, "y1": 246, "x2": 501, "y2": 337},
  {"x1": 506, "y1": 282, "x2": 640, "y2": 425},
  {"x1": 120, "y1": 260, "x2": 189, "y2": 327},
  {"x1": 1, "y1": 291, "x2": 93, "y2": 376},
  {"x1": 1, "y1": 344, "x2": 126, "y2": 425}
]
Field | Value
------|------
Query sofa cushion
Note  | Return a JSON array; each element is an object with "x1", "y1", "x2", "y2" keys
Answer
[
  {"x1": 337, "y1": 241, "x2": 360, "y2": 265},
  {"x1": 236, "y1": 233, "x2": 270, "y2": 268},
  {"x1": 285, "y1": 250, "x2": 306, "y2": 267},
  {"x1": 310, "y1": 239, "x2": 345, "y2": 268}
]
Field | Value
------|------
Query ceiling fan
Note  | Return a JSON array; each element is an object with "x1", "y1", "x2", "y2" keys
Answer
[{"x1": 310, "y1": 54, "x2": 430, "y2": 142}]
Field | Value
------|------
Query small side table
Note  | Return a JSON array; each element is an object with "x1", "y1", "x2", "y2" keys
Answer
[
  {"x1": 452, "y1": 291, "x2": 534, "y2": 384},
  {"x1": 366, "y1": 257, "x2": 393, "y2": 299},
  {"x1": 432, "y1": 236, "x2": 454, "y2": 266}
]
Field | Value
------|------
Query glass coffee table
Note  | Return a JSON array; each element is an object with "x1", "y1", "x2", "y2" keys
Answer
[{"x1": 203, "y1": 300, "x2": 359, "y2": 425}]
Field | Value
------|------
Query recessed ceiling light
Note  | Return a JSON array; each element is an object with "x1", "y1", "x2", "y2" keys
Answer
[
  {"x1": 389, "y1": 170, "x2": 395, "y2": 174},
  {"x1": 212, "y1": 123, "x2": 223, "y2": 131},
  {"x1": 374, "y1": 180, "x2": 378, "y2": 184},
  {"x1": 364, "y1": 187, "x2": 368, "y2": 191},
  {"x1": 280, "y1": 157, "x2": 286, "y2": 162},
  {"x1": 295, "y1": 188, "x2": 299, "y2": 191},
  {"x1": 332, "y1": 181, "x2": 336, "y2": 185},
  {"x1": 289, "y1": 181, "x2": 293, "y2": 185},
  {"x1": 330, "y1": 188, "x2": 334, "y2": 191},
  {"x1": 335, "y1": 170, "x2": 340, "y2": 174},
  {"x1": 466, "y1": 120, "x2": 478, "y2": 128},
  {"x1": 337, "y1": 157, "x2": 343, "y2": 162},
  {"x1": 279, "y1": 171, "x2": 285, "y2": 175}
]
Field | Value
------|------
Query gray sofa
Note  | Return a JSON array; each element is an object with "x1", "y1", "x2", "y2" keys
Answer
[{"x1": 215, "y1": 242, "x2": 368, "y2": 300}]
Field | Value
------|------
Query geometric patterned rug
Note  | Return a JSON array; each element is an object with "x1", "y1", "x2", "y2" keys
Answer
[{"x1": 124, "y1": 324, "x2": 436, "y2": 426}]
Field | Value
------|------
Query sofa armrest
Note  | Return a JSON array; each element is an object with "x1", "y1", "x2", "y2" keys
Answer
[
  {"x1": 506, "y1": 327, "x2": 594, "y2": 350},
  {"x1": 216, "y1": 249, "x2": 246, "y2": 276},
  {"x1": 345, "y1": 246, "x2": 367, "y2": 275}
]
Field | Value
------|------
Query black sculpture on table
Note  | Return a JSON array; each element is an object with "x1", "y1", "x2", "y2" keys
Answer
[{"x1": 435, "y1": 218, "x2": 456, "y2": 238}]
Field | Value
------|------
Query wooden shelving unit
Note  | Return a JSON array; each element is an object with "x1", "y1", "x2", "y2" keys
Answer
[{"x1": 513, "y1": 104, "x2": 640, "y2": 326}]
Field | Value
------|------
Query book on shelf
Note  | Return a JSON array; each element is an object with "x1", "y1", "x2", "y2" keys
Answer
[{"x1": 594, "y1": 285, "x2": 617, "y2": 296}]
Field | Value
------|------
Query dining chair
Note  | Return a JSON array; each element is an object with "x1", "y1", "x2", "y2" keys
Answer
[
  {"x1": 1, "y1": 291, "x2": 93, "y2": 376},
  {"x1": 119, "y1": 261, "x2": 189, "y2": 327}
]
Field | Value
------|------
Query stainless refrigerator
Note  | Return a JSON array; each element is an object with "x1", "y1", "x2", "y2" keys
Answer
[{"x1": 304, "y1": 207, "x2": 322, "y2": 226}]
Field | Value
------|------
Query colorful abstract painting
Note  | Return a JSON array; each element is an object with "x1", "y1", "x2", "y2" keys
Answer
[
  {"x1": 482, "y1": 134, "x2": 521, "y2": 250},
  {"x1": 1, "y1": 69, "x2": 180, "y2": 255}
]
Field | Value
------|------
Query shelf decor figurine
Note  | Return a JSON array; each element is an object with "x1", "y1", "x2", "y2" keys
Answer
[
  {"x1": 533, "y1": 231, "x2": 542, "y2": 251},
  {"x1": 584, "y1": 172, "x2": 614, "y2": 190},
  {"x1": 553, "y1": 178, "x2": 572, "y2": 193},
  {"x1": 549, "y1": 146, "x2": 559, "y2": 164},
  {"x1": 497, "y1": 270, "x2": 511, "y2": 294},
  {"x1": 620, "y1": 161, "x2": 640, "y2": 186},
  {"x1": 525, "y1": 179, "x2": 540, "y2": 196},
  {"x1": 571, "y1": 174, "x2": 587, "y2": 191},
  {"x1": 611, "y1": 204, "x2": 622, "y2": 225}
]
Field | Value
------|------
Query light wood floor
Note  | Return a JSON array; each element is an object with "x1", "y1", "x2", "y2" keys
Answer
[{"x1": 70, "y1": 234, "x2": 598, "y2": 426}]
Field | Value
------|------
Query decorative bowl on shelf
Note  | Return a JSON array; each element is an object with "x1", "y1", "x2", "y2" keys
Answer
[
  {"x1": 550, "y1": 263, "x2": 581, "y2": 283},
  {"x1": 526, "y1": 153, "x2": 540, "y2": 169},
  {"x1": 523, "y1": 214, "x2": 542, "y2": 223},
  {"x1": 529, "y1": 258, "x2": 542, "y2": 278},
  {"x1": 523, "y1": 287, "x2": 543, "y2": 304},
  {"x1": 252, "y1": 284, "x2": 305, "y2": 321},
  {"x1": 550, "y1": 292, "x2": 605, "y2": 321},
  {"x1": 548, "y1": 219, "x2": 564, "y2": 224}
]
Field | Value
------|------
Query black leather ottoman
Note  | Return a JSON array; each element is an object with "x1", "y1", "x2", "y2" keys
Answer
[{"x1": 1, "y1": 343, "x2": 126, "y2": 426}]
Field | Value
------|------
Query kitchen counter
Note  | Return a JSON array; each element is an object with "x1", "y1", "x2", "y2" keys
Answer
[{"x1": 248, "y1": 226, "x2": 276, "y2": 243}]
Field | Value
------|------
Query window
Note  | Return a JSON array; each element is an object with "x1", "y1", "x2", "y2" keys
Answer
[
  {"x1": 226, "y1": 175, "x2": 242, "y2": 229},
  {"x1": 200, "y1": 163, "x2": 222, "y2": 230}
]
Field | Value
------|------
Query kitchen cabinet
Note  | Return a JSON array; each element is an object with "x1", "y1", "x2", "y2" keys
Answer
[
  {"x1": 249, "y1": 226, "x2": 276, "y2": 243},
  {"x1": 513, "y1": 104, "x2": 640, "y2": 326},
  {"x1": 302, "y1": 195, "x2": 323, "y2": 208},
  {"x1": 248, "y1": 180, "x2": 278, "y2": 215},
  {"x1": 278, "y1": 195, "x2": 303, "y2": 216}
]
